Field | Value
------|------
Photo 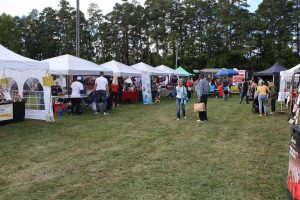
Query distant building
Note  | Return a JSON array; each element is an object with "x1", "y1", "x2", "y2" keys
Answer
[{"x1": 193, "y1": 68, "x2": 223, "y2": 79}]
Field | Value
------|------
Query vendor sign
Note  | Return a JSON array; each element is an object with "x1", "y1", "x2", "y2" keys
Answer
[
  {"x1": 141, "y1": 74, "x2": 152, "y2": 104},
  {"x1": 230, "y1": 85, "x2": 239, "y2": 94},
  {"x1": 288, "y1": 125, "x2": 300, "y2": 199},
  {"x1": 0, "y1": 103, "x2": 13, "y2": 121},
  {"x1": 232, "y1": 70, "x2": 246, "y2": 85}
]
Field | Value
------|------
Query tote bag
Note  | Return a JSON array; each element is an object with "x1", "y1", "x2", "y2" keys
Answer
[{"x1": 194, "y1": 103, "x2": 206, "y2": 112}]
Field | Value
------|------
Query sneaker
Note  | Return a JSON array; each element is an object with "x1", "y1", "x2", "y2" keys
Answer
[
  {"x1": 184, "y1": 116, "x2": 187, "y2": 119},
  {"x1": 176, "y1": 118, "x2": 180, "y2": 121},
  {"x1": 197, "y1": 120, "x2": 205, "y2": 123},
  {"x1": 259, "y1": 114, "x2": 262, "y2": 117},
  {"x1": 104, "y1": 112, "x2": 109, "y2": 116},
  {"x1": 269, "y1": 112, "x2": 274, "y2": 115},
  {"x1": 264, "y1": 113, "x2": 267, "y2": 116},
  {"x1": 239, "y1": 101, "x2": 242, "y2": 104},
  {"x1": 94, "y1": 112, "x2": 100, "y2": 115}
]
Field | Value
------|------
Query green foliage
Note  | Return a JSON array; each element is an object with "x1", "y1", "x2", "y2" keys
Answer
[{"x1": 0, "y1": 13, "x2": 22, "y2": 53}]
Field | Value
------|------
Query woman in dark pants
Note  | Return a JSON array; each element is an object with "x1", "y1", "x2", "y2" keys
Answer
[
  {"x1": 268, "y1": 81, "x2": 277, "y2": 114},
  {"x1": 111, "y1": 77, "x2": 119, "y2": 107},
  {"x1": 118, "y1": 77, "x2": 123, "y2": 105}
]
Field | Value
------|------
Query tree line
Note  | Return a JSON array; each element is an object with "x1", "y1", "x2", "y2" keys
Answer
[{"x1": 0, "y1": 0, "x2": 300, "y2": 73}]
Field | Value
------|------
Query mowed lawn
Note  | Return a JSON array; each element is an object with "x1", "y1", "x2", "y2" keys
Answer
[{"x1": 0, "y1": 96, "x2": 291, "y2": 199}]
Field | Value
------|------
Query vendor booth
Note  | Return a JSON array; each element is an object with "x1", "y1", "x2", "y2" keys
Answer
[
  {"x1": 131, "y1": 62, "x2": 168, "y2": 104},
  {"x1": 280, "y1": 64, "x2": 300, "y2": 92},
  {"x1": 0, "y1": 44, "x2": 53, "y2": 121},
  {"x1": 43, "y1": 54, "x2": 113, "y2": 114},
  {"x1": 175, "y1": 66, "x2": 194, "y2": 77},
  {"x1": 44, "y1": 54, "x2": 113, "y2": 76},
  {"x1": 155, "y1": 65, "x2": 177, "y2": 75},
  {"x1": 100, "y1": 60, "x2": 142, "y2": 104},
  {"x1": 254, "y1": 62, "x2": 287, "y2": 87},
  {"x1": 100, "y1": 60, "x2": 142, "y2": 77},
  {"x1": 131, "y1": 62, "x2": 167, "y2": 76},
  {"x1": 155, "y1": 65, "x2": 182, "y2": 97}
]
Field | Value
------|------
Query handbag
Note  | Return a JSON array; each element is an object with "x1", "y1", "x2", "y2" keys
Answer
[
  {"x1": 42, "y1": 71, "x2": 54, "y2": 86},
  {"x1": 0, "y1": 74, "x2": 9, "y2": 89},
  {"x1": 194, "y1": 103, "x2": 206, "y2": 112}
]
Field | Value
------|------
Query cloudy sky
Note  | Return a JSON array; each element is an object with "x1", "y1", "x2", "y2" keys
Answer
[{"x1": 0, "y1": 0, "x2": 262, "y2": 17}]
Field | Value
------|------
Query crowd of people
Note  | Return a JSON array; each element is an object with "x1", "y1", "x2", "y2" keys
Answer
[
  {"x1": 53, "y1": 72, "x2": 142, "y2": 115},
  {"x1": 55, "y1": 71, "x2": 279, "y2": 119},
  {"x1": 174, "y1": 74, "x2": 278, "y2": 122}
]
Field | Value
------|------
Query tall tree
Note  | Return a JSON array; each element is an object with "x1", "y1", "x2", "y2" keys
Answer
[
  {"x1": 57, "y1": 0, "x2": 76, "y2": 55},
  {"x1": 0, "y1": 13, "x2": 22, "y2": 53}
]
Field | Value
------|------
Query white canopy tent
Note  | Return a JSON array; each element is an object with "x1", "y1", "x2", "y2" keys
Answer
[
  {"x1": 131, "y1": 62, "x2": 168, "y2": 76},
  {"x1": 0, "y1": 44, "x2": 53, "y2": 121},
  {"x1": 100, "y1": 60, "x2": 141, "y2": 77},
  {"x1": 155, "y1": 65, "x2": 178, "y2": 75},
  {"x1": 43, "y1": 54, "x2": 113, "y2": 76},
  {"x1": 280, "y1": 64, "x2": 300, "y2": 92}
]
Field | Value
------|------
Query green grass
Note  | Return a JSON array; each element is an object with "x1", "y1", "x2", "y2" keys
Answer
[{"x1": 0, "y1": 96, "x2": 291, "y2": 199}]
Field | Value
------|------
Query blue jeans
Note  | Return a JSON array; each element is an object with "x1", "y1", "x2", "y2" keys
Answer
[
  {"x1": 176, "y1": 98, "x2": 185, "y2": 118},
  {"x1": 258, "y1": 95, "x2": 267, "y2": 114},
  {"x1": 95, "y1": 90, "x2": 107, "y2": 113}
]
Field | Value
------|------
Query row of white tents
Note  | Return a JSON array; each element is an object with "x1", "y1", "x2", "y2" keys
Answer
[
  {"x1": 0, "y1": 44, "x2": 188, "y2": 121},
  {"x1": 43, "y1": 54, "x2": 185, "y2": 77}
]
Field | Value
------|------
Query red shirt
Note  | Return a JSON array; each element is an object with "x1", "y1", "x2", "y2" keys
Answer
[{"x1": 186, "y1": 81, "x2": 193, "y2": 87}]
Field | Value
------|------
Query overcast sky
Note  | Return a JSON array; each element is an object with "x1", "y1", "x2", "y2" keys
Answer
[{"x1": 0, "y1": 0, "x2": 262, "y2": 17}]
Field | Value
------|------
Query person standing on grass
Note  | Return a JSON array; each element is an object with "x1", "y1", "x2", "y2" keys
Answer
[
  {"x1": 111, "y1": 76, "x2": 119, "y2": 107},
  {"x1": 250, "y1": 79, "x2": 257, "y2": 100},
  {"x1": 176, "y1": 79, "x2": 187, "y2": 120},
  {"x1": 257, "y1": 80, "x2": 270, "y2": 117},
  {"x1": 268, "y1": 81, "x2": 277, "y2": 114},
  {"x1": 186, "y1": 77, "x2": 193, "y2": 100},
  {"x1": 94, "y1": 71, "x2": 109, "y2": 115},
  {"x1": 240, "y1": 78, "x2": 249, "y2": 104},
  {"x1": 196, "y1": 73, "x2": 210, "y2": 122},
  {"x1": 70, "y1": 76, "x2": 84, "y2": 114},
  {"x1": 222, "y1": 77, "x2": 229, "y2": 101}
]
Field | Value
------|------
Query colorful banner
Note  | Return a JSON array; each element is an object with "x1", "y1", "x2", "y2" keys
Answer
[
  {"x1": 232, "y1": 70, "x2": 246, "y2": 85},
  {"x1": 288, "y1": 125, "x2": 300, "y2": 199},
  {"x1": 0, "y1": 103, "x2": 13, "y2": 121},
  {"x1": 141, "y1": 74, "x2": 153, "y2": 104}
]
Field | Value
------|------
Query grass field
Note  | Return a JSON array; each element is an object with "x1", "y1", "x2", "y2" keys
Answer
[{"x1": 0, "y1": 96, "x2": 292, "y2": 199}]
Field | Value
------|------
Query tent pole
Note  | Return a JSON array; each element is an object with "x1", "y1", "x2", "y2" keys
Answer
[{"x1": 76, "y1": 0, "x2": 80, "y2": 58}]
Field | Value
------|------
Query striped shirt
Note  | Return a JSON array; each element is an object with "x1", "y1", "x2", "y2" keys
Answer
[{"x1": 197, "y1": 79, "x2": 210, "y2": 97}]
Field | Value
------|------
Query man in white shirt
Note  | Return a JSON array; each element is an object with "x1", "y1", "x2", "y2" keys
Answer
[
  {"x1": 71, "y1": 76, "x2": 84, "y2": 97},
  {"x1": 70, "y1": 76, "x2": 84, "y2": 114},
  {"x1": 94, "y1": 71, "x2": 109, "y2": 115}
]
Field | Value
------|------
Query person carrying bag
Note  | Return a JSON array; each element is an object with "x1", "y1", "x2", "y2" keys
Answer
[{"x1": 195, "y1": 73, "x2": 210, "y2": 122}]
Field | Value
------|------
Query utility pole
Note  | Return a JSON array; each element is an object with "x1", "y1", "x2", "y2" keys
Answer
[
  {"x1": 175, "y1": 44, "x2": 178, "y2": 69},
  {"x1": 76, "y1": 0, "x2": 80, "y2": 57}
]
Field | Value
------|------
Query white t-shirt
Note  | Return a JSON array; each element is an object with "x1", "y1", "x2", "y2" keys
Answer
[
  {"x1": 176, "y1": 86, "x2": 186, "y2": 99},
  {"x1": 95, "y1": 76, "x2": 108, "y2": 91},
  {"x1": 71, "y1": 81, "x2": 84, "y2": 97}
]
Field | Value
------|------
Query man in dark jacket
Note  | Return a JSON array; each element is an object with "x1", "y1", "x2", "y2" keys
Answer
[{"x1": 240, "y1": 79, "x2": 249, "y2": 104}]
